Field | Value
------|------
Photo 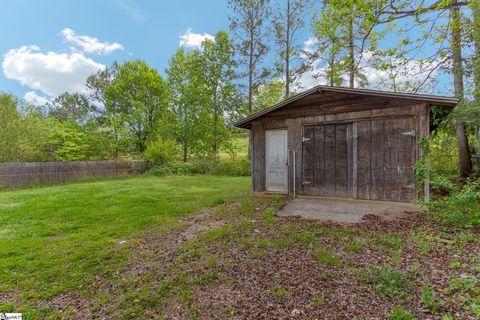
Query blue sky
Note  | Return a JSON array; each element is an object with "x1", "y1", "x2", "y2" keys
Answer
[
  {"x1": 0, "y1": 0, "x2": 455, "y2": 106},
  {"x1": 0, "y1": 0, "x2": 230, "y2": 104}
]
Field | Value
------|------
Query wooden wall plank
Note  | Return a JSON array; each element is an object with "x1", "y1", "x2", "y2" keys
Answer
[
  {"x1": 356, "y1": 121, "x2": 371, "y2": 199},
  {"x1": 352, "y1": 123, "x2": 358, "y2": 198},
  {"x1": 383, "y1": 118, "x2": 399, "y2": 201},
  {"x1": 314, "y1": 125, "x2": 326, "y2": 193},
  {"x1": 251, "y1": 121, "x2": 265, "y2": 192},
  {"x1": 335, "y1": 124, "x2": 348, "y2": 197},
  {"x1": 324, "y1": 125, "x2": 337, "y2": 196},
  {"x1": 287, "y1": 118, "x2": 303, "y2": 194},
  {"x1": 370, "y1": 120, "x2": 385, "y2": 200},
  {"x1": 397, "y1": 117, "x2": 416, "y2": 202},
  {"x1": 418, "y1": 104, "x2": 430, "y2": 201},
  {"x1": 303, "y1": 126, "x2": 315, "y2": 189},
  {"x1": 249, "y1": 100, "x2": 426, "y2": 202}
]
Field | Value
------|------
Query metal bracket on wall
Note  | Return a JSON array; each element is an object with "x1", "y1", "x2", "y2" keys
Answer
[
  {"x1": 401, "y1": 130, "x2": 416, "y2": 137},
  {"x1": 302, "y1": 137, "x2": 312, "y2": 143}
]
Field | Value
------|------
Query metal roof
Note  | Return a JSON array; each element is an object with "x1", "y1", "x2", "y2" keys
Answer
[{"x1": 234, "y1": 85, "x2": 459, "y2": 128}]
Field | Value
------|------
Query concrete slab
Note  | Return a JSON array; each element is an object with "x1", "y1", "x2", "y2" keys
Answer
[{"x1": 276, "y1": 196, "x2": 424, "y2": 223}]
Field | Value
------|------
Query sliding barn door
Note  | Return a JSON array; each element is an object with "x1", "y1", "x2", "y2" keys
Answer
[
  {"x1": 302, "y1": 124, "x2": 353, "y2": 197},
  {"x1": 356, "y1": 117, "x2": 417, "y2": 202}
]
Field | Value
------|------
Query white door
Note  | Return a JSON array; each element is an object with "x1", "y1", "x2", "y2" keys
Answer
[{"x1": 266, "y1": 130, "x2": 288, "y2": 192}]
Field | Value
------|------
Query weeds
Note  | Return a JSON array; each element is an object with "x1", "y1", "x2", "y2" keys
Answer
[
  {"x1": 389, "y1": 306, "x2": 415, "y2": 320},
  {"x1": 314, "y1": 247, "x2": 343, "y2": 266},
  {"x1": 312, "y1": 294, "x2": 325, "y2": 308},
  {"x1": 421, "y1": 286, "x2": 443, "y2": 314},
  {"x1": 270, "y1": 285, "x2": 286, "y2": 300},
  {"x1": 359, "y1": 265, "x2": 413, "y2": 300}
]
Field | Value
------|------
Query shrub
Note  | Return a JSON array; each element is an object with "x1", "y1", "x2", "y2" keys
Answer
[
  {"x1": 144, "y1": 137, "x2": 178, "y2": 165},
  {"x1": 148, "y1": 158, "x2": 251, "y2": 177},
  {"x1": 147, "y1": 162, "x2": 200, "y2": 176},
  {"x1": 427, "y1": 179, "x2": 480, "y2": 228}
]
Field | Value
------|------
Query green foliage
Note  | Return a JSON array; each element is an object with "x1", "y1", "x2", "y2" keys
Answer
[
  {"x1": 148, "y1": 158, "x2": 251, "y2": 177},
  {"x1": 427, "y1": 179, "x2": 480, "y2": 228},
  {"x1": 312, "y1": 294, "x2": 325, "y2": 308},
  {"x1": 0, "y1": 175, "x2": 249, "y2": 316},
  {"x1": 445, "y1": 276, "x2": 480, "y2": 315},
  {"x1": 228, "y1": 0, "x2": 271, "y2": 112},
  {"x1": 311, "y1": 0, "x2": 386, "y2": 88},
  {"x1": 0, "y1": 93, "x2": 21, "y2": 162},
  {"x1": 105, "y1": 60, "x2": 170, "y2": 154},
  {"x1": 47, "y1": 124, "x2": 89, "y2": 161},
  {"x1": 374, "y1": 234, "x2": 403, "y2": 251},
  {"x1": 47, "y1": 92, "x2": 94, "y2": 122},
  {"x1": 253, "y1": 81, "x2": 285, "y2": 111},
  {"x1": 193, "y1": 158, "x2": 251, "y2": 176},
  {"x1": 345, "y1": 240, "x2": 365, "y2": 253},
  {"x1": 269, "y1": 285, "x2": 286, "y2": 300},
  {"x1": 359, "y1": 265, "x2": 413, "y2": 300},
  {"x1": 144, "y1": 137, "x2": 178, "y2": 165},
  {"x1": 314, "y1": 247, "x2": 343, "y2": 266},
  {"x1": 147, "y1": 162, "x2": 200, "y2": 176},
  {"x1": 415, "y1": 131, "x2": 462, "y2": 199},
  {"x1": 389, "y1": 307, "x2": 415, "y2": 320},
  {"x1": 421, "y1": 286, "x2": 443, "y2": 313}
]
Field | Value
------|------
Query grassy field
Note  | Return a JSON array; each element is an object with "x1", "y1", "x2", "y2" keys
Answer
[
  {"x1": 1, "y1": 174, "x2": 479, "y2": 319},
  {"x1": 0, "y1": 175, "x2": 250, "y2": 316}
]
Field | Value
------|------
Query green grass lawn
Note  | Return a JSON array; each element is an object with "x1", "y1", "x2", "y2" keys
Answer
[{"x1": 0, "y1": 175, "x2": 250, "y2": 310}]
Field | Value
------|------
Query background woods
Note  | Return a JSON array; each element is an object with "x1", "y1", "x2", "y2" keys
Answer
[{"x1": 1, "y1": 0, "x2": 479, "y2": 181}]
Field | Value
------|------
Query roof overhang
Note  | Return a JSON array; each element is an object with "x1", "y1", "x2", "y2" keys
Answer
[{"x1": 234, "y1": 85, "x2": 459, "y2": 129}]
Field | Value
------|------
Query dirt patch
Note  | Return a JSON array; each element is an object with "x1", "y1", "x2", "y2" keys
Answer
[{"x1": 40, "y1": 198, "x2": 480, "y2": 319}]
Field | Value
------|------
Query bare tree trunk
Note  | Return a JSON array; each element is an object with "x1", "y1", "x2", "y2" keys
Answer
[
  {"x1": 472, "y1": 0, "x2": 480, "y2": 171},
  {"x1": 348, "y1": 6, "x2": 355, "y2": 88},
  {"x1": 451, "y1": 0, "x2": 471, "y2": 179},
  {"x1": 285, "y1": 0, "x2": 291, "y2": 97}
]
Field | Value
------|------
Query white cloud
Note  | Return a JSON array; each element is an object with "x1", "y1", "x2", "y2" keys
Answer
[
  {"x1": 113, "y1": 0, "x2": 148, "y2": 23},
  {"x1": 296, "y1": 46, "x2": 439, "y2": 93},
  {"x1": 3, "y1": 45, "x2": 105, "y2": 97},
  {"x1": 24, "y1": 91, "x2": 50, "y2": 106},
  {"x1": 302, "y1": 37, "x2": 318, "y2": 56},
  {"x1": 179, "y1": 28, "x2": 214, "y2": 49},
  {"x1": 61, "y1": 28, "x2": 123, "y2": 55}
]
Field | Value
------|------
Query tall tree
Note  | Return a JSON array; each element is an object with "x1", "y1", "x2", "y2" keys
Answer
[
  {"x1": 166, "y1": 48, "x2": 206, "y2": 161},
  {"x1": 86, "y1": 62, "x2": 119, "y2": 108},
  {"x1": 450, "y1": 0, "x2": 471, "y2": 178},
  {"x1": 373, "y1": 0, "x2": 473, "y2": 177},
  {"x1": 253, "y1": 80, "x2": 285, "y2": 110},
  {"x1": 229, "y1": 0, "x2": 271, "y2": 113},
  {"x1": 105, "y1": 60, "x2": 169, "y2": 154},
  {"x1": 47, "y1": 92, "x2": 94, "y2": 123},
  {"x1": 0, "y1": 93, "x2": 21, "y2": 162},
  {"x1": 202, "y1": 31, "x2": 239, "y2": 159},
  {"x1": 272, "y1": 0, "x2": 311, "y2": 97},
  {"x1": 312, "y1": 0, "x2": 386, "y2": 88},
  {"x1": 471, "y1": 0, "x2": 480, "y2": 167}
]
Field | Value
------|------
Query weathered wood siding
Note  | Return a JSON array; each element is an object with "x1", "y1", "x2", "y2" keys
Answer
[
  {"x1": 250, "y1": 98, "x2": 429, "y2": 202},
  {"x1": 302, "y1": 123, "x2": 353, "y2": 197}
]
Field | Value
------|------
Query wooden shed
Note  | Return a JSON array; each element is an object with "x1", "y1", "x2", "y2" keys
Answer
[{"x1": 235, "y1": 86, "x2": 458, "y2": 202}]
